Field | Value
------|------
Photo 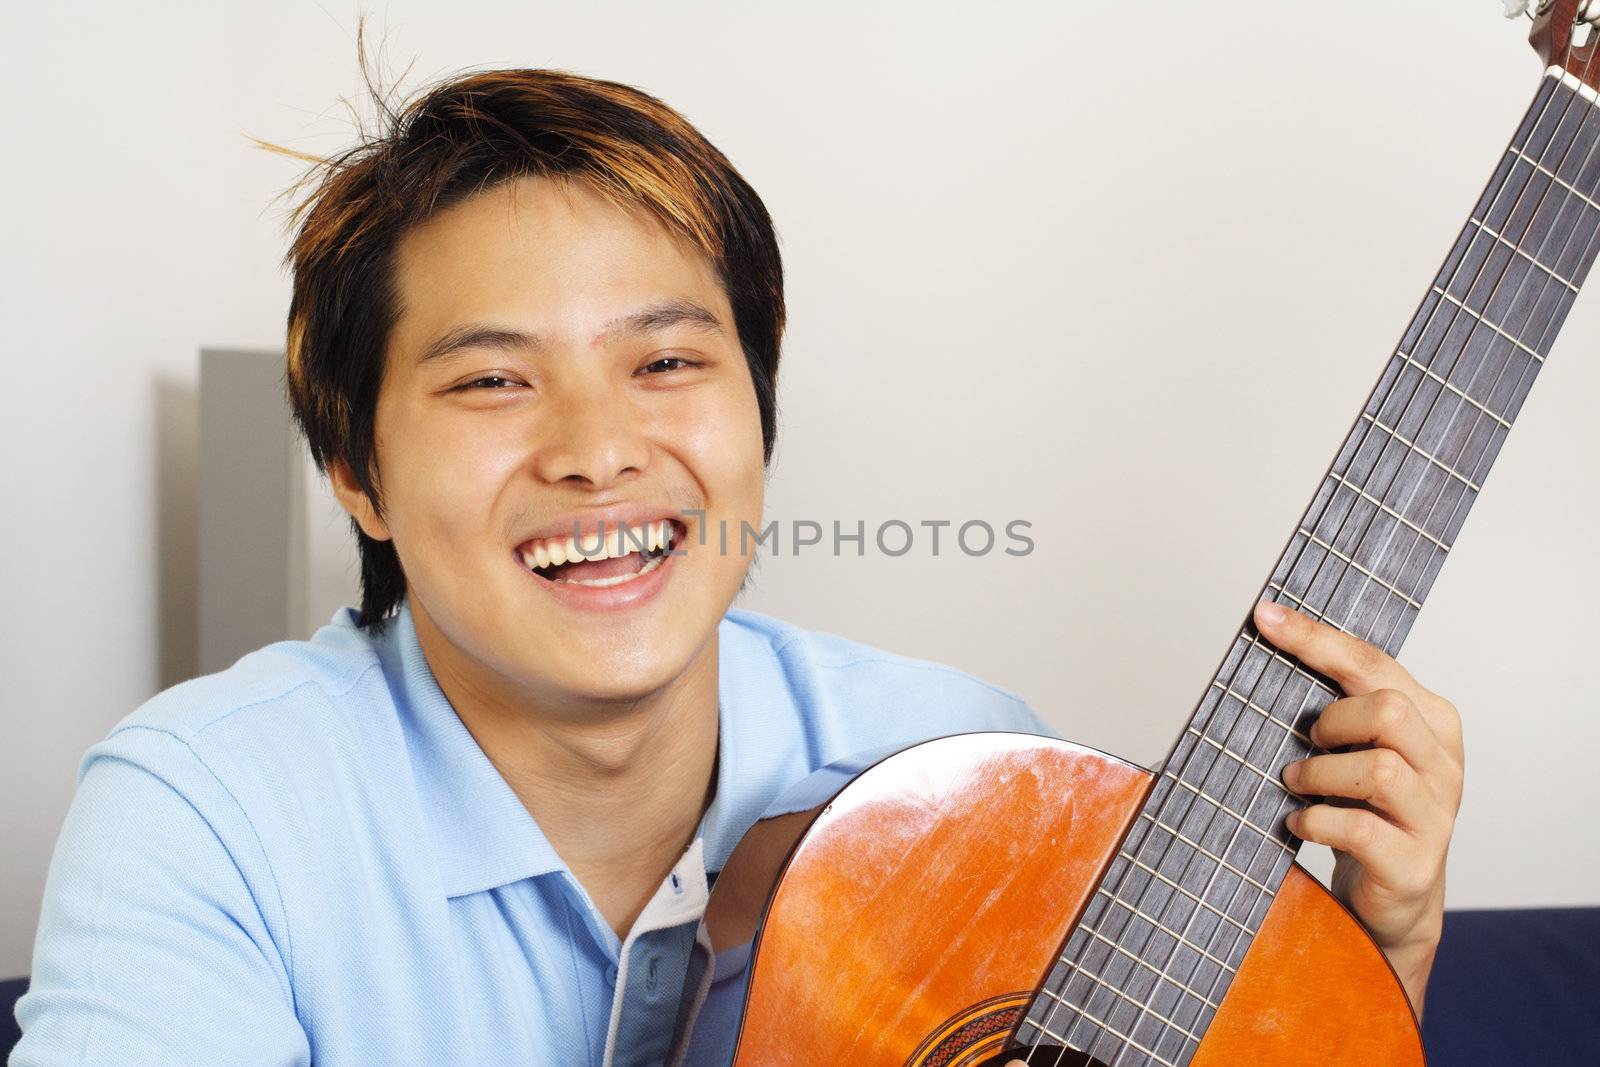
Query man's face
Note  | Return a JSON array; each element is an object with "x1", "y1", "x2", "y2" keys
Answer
[{"x1": 335, "y1": 175, "x2": 766, "y2": 716}]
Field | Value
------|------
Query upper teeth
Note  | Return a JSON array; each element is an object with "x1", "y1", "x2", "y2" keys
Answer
[{"x1": 520, "y1": 519, "x2": 675, "y2": 570}]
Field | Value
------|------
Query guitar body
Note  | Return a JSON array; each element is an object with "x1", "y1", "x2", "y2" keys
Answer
[{"x1": 670, "y1": 733, "x2": 1423, "y2": 1066}]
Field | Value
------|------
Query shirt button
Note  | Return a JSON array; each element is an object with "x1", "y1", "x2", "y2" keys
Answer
[
  {"x1": 644, "y1": 955, "x2": 660, "y2": 998},
  {"x1": 604, "y1": 962, "x2": 619, "y2": 987}
]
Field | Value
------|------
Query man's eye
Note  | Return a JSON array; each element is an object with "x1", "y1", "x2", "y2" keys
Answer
[
  {"x1": 639, "y1": 356, "x2": 698, "y2": 375},
  {"x1": 456, "y1": 375, "x2": 522, "y2": 391}
]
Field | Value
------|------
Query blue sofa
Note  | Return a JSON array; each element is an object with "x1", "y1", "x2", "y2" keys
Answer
[
  {"x1": 1419, "y1": 906, "x2": 1600, "y2": 1065},
  {"x1": 4, "y1": 908, "x2": 1596, "y2": 1063}
]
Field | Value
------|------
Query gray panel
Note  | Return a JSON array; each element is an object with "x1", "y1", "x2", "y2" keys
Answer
[{"x1": 198, "y1": 348, "x2": 295, "y2": 675}]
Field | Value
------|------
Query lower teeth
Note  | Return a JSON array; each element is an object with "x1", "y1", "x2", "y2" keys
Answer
[{"x1": 552, "y1": 546, "x2": 669, "y2": 588}]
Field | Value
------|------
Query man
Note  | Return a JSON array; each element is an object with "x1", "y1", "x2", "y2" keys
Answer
[{"x1": 12, "y1": 63, "x2": 1462, "y2": 1066}]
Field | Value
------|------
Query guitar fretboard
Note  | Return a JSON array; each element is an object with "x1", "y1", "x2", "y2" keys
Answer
[{"x1": 1016, "y1": 68, "x2": 1600, "y2": 1067}]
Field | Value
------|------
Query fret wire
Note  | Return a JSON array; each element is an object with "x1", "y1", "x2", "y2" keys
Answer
[
  {"x1": 1282, "y1": 423, "x2": 1468, "y2": 621},
  {"x1": 1507, "y1": 144, "x2": 1600, "y2": 217},
  {"x1": 1395, "y1": 351, "x2": 1514, "y2": 430},
  {"x1": 1208, "y1": 678, "x2": 1313, "y2": 743},
  {"x1": 1298, "y1": 420, "x2": 1466, "y2": 614},
  {"x1": 1024, "y1": 1013, "x2": 1179, "y2": 1067},
  {"x1": 1135, "y1": 800, "x2": 1282, "y2": 892},
  {"x1": 1034, "y1": 982, "x2": 1206, "y2": 1047},
  {"x1": 1289, "y1": 518, "x2": 1434, "y2": 622},
  {"x1": 1440, "y1": 228, "x2": 1575, "y2": 343},
  {"x1": 1293, "y1": 528, "x2": 1425, "y2": 609},
  {"x1": 1184, "y1": 726, "x2": 1290, "y2": 795},
  {"x1": 1152, "y1": 777, "x2": 1286, "y2": 851},
  {"x1": 1266, "y1": 581, "x2": 1361, "y2": 635},
  {"x1": 1284, "y1": 526, "x2": 1411, "y2": 624},
  {"x1": 1429, "y1": 285, "x2": 1548, "y2": 364},
  {"x1": 1469, "y1": 216, "x2": 1580, "y2": 291},
  {"x1": 1325, "y1": 470, "x2": 1453, "y2": 554},
  {"x1": 1357, "y1": 411, "x2": 1483, "y2": 492},
  {"x1": 1035, "y1": 632, "x2": 1305, "y2": 1062},
  {"x1": 1093, "y1": 887, "x2": 1241, "y2": 975},
  {"x1": 1271, "y1": 573, "x2": 1430, "y2": 666},
  {"x1": 1234, "y1": 637, "x2": 1342, "y2": 705},
  {"x1": 1033, "y1": 934, "x2": 1207, "y2": 1067},
  {"x1": 1341, "y1": 394, "x2": 1513, "y2": 644},
  {"x1": 1382, "y1": 75, "x2": 1593, "y2": 563},
  {"x1": 1063, "y1": 918, "x2": 1228, "y2": 1027},
  {"x1": 1064, "y1": 922, "x2": 1225, "y2": 1011},
  {"x1": 1114, "y1": 840, "x2": 1256, "y2": 933},
  {"x1": 1137, "y1": 802, "x2": 1297, "y2": 922},
  {"x1": 1132, "y1": 812, "x2": 1280, "y2": 908}
]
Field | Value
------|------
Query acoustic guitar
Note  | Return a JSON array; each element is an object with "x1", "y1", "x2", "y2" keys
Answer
[{"x1": 668, "y1": 5, "x2": 1600, "y2": 1064}]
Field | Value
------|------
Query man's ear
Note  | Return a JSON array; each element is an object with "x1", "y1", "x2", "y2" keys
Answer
[{"x1": 327, "y1": 458, "x2": 393, "y2": 542}]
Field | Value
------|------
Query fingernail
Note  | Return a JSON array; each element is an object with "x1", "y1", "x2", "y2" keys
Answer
[
  {"x1": 1282, "y1": 761, "x2": 1300, "y2": 787},
  {"x1": 1256, "y1": 600, "x2": 1287, "y2": 627}
]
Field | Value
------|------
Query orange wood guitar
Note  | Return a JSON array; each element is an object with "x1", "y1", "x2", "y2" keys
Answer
[{"x1": 668, "y1": 7, "x2": 1600, "y2": 1065}]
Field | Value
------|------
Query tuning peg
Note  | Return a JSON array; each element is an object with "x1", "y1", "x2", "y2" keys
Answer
[{"x1": 1502, "y1": 0, "x2": 1530, "y2": 17}]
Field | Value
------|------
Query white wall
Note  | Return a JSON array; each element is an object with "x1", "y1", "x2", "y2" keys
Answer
[{"x1": 3, "y1": 0, "x2": 1596, "y2": 979}]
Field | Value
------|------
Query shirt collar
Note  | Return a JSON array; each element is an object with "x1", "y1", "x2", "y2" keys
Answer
[
  {"x1": 696, "y1": 611, "x2": 805, "y2": 875},
  {"x1": 354, "y1": 597, "x2": 800, "y2": 897},
  {"x1": 373, "y1": 596, "x2": 569, "y2": 897}
]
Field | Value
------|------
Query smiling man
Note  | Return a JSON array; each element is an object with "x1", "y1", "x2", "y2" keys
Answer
[
  {"x1": 339, "y1": 171, "x2": 772, "y2": 945},
  {"x1": 12, "y1": 66, "x2": 1461, "y2": 1066}
]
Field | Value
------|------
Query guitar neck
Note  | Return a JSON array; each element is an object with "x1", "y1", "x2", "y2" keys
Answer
[
  {"x1": 1291, "y1": 68, "x2": 1599, "y2": 655},
  {"x1": 1019, "y1": 66, "x2": 1600, "y2": 1065}
]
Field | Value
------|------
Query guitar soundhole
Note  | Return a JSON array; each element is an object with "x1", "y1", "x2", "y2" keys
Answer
[
  {"x1": 905, "y1": 994, "x2": 1110, "y2": 1067},
  {"x1": 976, "y1": 1047, "x2": 1109, "y2": 1067}
]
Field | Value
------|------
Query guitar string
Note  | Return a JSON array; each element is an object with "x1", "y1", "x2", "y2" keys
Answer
[
  {"x1": 1112, "y1": 54, "x2": 1600, "y2": 1065},
  {"x1": 1022, "y1": 33, "x2": 1594, "y2": 1066},
  {"x1": 1091, "y1": 42, "x2": 1600, "y2": 1065}
]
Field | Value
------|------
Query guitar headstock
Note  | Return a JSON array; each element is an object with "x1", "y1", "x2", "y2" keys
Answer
[{"x1": 1531, "y1": 1, "x2": 1600, "y2": 93}]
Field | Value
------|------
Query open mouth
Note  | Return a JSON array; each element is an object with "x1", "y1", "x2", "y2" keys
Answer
[{"x1": 516, "y1": 519, "x2": 684, "y2": 589}]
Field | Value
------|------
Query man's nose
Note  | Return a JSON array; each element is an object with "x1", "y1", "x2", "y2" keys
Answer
[{"x1": 531, "y1": 383, "x2": 650, "y2": 491}]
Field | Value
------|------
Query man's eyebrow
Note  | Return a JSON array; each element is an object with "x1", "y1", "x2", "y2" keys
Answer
[
  {"x1": 415, "y1": 299, "x2": 725, "y2": 367},
  {"x1": 416, "y1": 325, "x2": 540, "y2": 366},
  {"x1": 597, "y1": 298, "x2": 725, "y2": 341}
]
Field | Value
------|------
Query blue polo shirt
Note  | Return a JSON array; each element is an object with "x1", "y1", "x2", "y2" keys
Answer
[{"x1": 12, "y1": 597, "x2": 1053, "y2": 1066}]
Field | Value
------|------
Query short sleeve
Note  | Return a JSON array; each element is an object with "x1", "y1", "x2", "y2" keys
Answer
[
  {"x1": 1004, "y1": 697, "x2": 1063, "y2": 742},
  {"x1": 11, "y1": 728, "x2": 310, "y2": 1066}
]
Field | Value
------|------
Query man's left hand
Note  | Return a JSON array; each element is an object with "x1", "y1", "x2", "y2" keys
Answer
[{"x1": 1251, "y1": 599, "x2": 1464, "y2": 1016}]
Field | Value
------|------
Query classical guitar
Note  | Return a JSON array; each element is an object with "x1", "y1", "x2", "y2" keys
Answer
[{"x1": 668, "y1": 5, "x2": 1600, "y2": 1065}]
